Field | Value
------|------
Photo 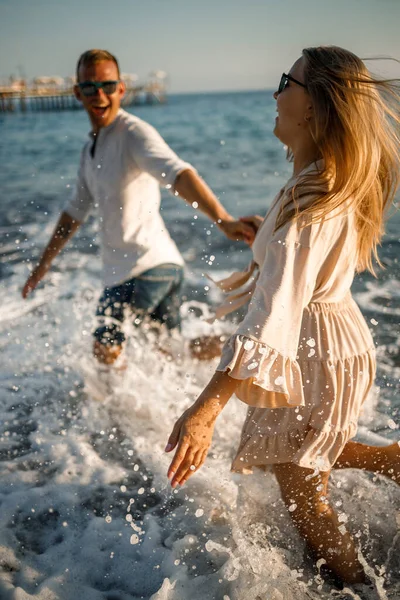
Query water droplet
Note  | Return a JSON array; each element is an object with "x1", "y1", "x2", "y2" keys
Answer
[
  {"x1": 247, "y1": 361, "x2": 258, "y2": 370},
  {"x1": 130, "y1": 534, "x2": 139, "y2": 545}
]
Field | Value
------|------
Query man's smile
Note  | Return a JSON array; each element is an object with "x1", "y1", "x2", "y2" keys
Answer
[{"x1": 90, "y1": 105, "x2": 110, "y2": 117}]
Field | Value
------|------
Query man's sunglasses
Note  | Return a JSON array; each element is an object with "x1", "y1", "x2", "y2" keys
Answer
[
  {"x1": 278, "y1": 73, "x2": 307, "y2": 94},
  {"x1": 78, "y1": 80, "x2": 120, "y2": 97}
]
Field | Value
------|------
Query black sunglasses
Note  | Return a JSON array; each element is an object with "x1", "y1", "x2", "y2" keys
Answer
[
  {"x1": 78, "y1": 80, "x2": 120, "y2": 97},
  {"x1": 278, "y1": 73, "x2": 307, "y2": 94}
]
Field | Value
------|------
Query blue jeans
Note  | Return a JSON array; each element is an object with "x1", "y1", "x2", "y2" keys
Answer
[{"x1": 93, "y1": 264, "x2": 184, "y2": 347}]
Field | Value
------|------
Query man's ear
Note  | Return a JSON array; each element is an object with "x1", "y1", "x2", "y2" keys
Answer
[
  {"x1": 74, "y1": 85, "x2": 83, "y2": 103},
  {"x1": 118, "y1": 80, "x2": 126, "y2": 99}
]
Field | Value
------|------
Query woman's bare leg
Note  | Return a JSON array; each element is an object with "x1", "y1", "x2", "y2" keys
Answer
[
  {"x1": 334, "y1": 441, "x2": 400, "y2": 483},
  {"x1": 273, "y1": 462, "x2": 366, "y2": 585}
]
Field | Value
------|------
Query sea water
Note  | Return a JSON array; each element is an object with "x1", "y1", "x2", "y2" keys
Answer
[{"x1": 0, "y1": 91, "x2": 399, "y2": 599}]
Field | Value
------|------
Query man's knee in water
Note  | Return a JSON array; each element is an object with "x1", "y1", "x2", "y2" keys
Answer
[{"x1": 93, "y1": 339, "x2": 123, "y2": 365}]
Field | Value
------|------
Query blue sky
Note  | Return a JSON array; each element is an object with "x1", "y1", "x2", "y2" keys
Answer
[{"x1": 0, "y1": 0, "x2": 399, "y2": 92}]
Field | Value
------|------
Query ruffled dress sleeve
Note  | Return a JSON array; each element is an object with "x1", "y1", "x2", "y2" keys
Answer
[{"x1": 216, "y1": 218, "x2": 322, "y2": 408}]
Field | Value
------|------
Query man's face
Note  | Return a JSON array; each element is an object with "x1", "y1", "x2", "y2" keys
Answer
[{"x1": 74, "y1": 60, "x2": 126, "y2": 131}]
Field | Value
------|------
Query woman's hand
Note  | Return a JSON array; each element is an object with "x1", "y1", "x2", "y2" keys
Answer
[
  {"x1": 218, "y1": 217, "x2": 255, "y2": 245},
  {"x1": 239, "y1": 214, "x2": 264, "y2": 237},
  {"x1": 165, "y1": 402, "x2": 217, "y2": 488},
  {"x1": 165, "y1": 371, "x2": 239, "y2": 488}
]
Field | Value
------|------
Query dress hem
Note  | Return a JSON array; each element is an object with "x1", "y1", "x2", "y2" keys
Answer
[{"x1": 231, "y1": 422, "x2": 358, "y2": 473}]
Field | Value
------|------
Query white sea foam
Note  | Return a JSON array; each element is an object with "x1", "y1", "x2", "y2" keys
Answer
[
  {"x1": 1, "y1": 96, "x2": 399, "y2": 599},
  {"x1": 1, "y1": 267, "x2": 399, "y2": 599}
]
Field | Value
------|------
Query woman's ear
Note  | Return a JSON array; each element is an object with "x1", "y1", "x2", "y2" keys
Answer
[{"x1": 304, "y1": 104, "x2": 313, "y2": 123}]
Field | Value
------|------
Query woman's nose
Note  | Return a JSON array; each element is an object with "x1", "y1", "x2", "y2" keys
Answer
[{"x1": 273, "y1": 91, "x2": 278, "y2": 100}]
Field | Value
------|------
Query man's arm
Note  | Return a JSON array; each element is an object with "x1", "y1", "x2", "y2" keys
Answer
[
  {"x1": 173, "y1": 169, "x2": 256, "y2": 244},
  {"x1": 22, "y1": 211, "x2": 81, "y2": 298}
]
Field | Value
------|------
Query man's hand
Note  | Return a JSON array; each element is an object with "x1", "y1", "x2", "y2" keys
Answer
[
  {"x1": 233, "y1": 214, "x2": 265, "y2": 246},
  {"x1": 217, "y1": 217, "x2": 256, "y2": 245},
  {"x1": 174, "y1": 170, "x2": 256, "y2": 246},
  {"x1": 22, "y1": 265, "x2": 46, "y2": 298},
  {"x1": 240, "y1": 214, "x2": 264, "y2": 233},
  {"x1": 21, "y1": 211, "x2": 81, "y2": 300}
]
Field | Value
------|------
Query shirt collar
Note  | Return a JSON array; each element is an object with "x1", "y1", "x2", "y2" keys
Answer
[
  {"x1": 88, "y1": 108, "x2": 125, "y2": 141},
  {"x1": 284, "y1": 159, "x2": 324, "y2": 190}
]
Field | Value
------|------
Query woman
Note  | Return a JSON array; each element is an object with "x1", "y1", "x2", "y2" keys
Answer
[{"x1": 165, "y1": 46, "x2": 400, "y2": 585}]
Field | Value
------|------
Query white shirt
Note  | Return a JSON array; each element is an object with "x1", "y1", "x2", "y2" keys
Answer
[{"x1": 65, "y1": 109, "x2": 194, "y2": 287}]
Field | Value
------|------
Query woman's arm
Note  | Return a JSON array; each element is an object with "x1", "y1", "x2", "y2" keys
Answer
[{"x1": 165, "y1": 371, "x2": 239, "y2": 488}]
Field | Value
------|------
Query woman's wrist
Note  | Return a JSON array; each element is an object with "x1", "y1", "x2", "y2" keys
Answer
[
  {"x1": 193, "y1": 371, "x2": 238, "y2": 419},
  {"x1": 194, "y1": 394, "x2": 226, "y2": 419}
]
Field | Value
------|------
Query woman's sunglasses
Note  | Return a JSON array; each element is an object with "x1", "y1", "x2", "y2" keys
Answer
[
  {"x1": 278, "y1": 73, "x2": 307, "y2": 94},
  {"x1": 78, "y1": 80, "x2": 120, "y2": 97}
]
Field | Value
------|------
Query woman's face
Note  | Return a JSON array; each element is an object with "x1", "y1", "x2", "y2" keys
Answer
[{"x1": 273, "y1": 56, "x2": 312, "y2": 148}]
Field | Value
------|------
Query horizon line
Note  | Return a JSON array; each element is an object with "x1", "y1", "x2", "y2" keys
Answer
[{"x1": 168, "y1": 87, "x2": 269, "y2": 96}]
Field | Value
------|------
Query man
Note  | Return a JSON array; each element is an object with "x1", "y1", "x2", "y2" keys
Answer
[{"x1": 22, "y1": 49, "x2": 254, "y2": 364}]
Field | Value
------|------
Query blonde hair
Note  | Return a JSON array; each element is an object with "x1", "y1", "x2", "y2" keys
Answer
[
  {"x1": 76, "y1": 49, "x2": 120, "y2": 81},
  {"x1": 276, "y1": 45, "x2": 400, "y2": 274}
]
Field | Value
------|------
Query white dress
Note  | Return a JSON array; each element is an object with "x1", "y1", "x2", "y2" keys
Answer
[{"x1": 215, "y1": 163, "x2": 376, "y2": 472}]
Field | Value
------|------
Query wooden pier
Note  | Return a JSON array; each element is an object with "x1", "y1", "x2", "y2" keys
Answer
[{"x1": 0, "y1": 80, "x2": 167, "y2": 114}]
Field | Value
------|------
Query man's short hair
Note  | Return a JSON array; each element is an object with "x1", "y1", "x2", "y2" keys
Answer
[{"x1": 76, "y1": 49, "x2": 121, "y2": 81}]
